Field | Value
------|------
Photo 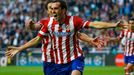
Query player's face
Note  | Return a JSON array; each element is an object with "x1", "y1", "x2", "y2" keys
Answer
[
  {"x1": 129, "y1": 20, "x2": 134, "y2": 32},
  {"x1": 47, "y1": 3, "x2": 52, "y2": 17},
  {"x1": 51, "y1": 2, "x2": 65, "y2": 21},
  {"x1": 123, "y1": 24, "x2": 129, "y2": 31}
]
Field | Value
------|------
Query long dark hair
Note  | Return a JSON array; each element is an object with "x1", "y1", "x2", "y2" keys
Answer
[{"x1": 45, "y1": 0, "x2": 53, "y2": 10}]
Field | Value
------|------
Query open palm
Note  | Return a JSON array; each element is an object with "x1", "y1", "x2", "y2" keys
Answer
[{"x1": 5, "y1": 46, "x2": 20, "y2": 59}]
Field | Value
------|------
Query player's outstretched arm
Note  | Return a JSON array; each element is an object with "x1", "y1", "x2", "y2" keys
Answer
[
  {"x1": 5, "y1": 36, "x2": 42, "y2": 59},
  {"x1": 89, "y1": 20, "x2": 121, "y2": 29},
  {"x1": 25, "y1": 19, "x2": 42, "y2": 30}
]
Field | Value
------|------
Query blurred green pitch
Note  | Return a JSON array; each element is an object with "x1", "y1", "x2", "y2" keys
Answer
[{"x1": 0, "y1": 66, "x2": 124, "y2": 75}]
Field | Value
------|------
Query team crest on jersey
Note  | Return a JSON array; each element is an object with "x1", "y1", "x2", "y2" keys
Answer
[
  {"x1": 66, "y1": 25, "x2": 71, "y2": 32},
  {"x1": 61, "y1": 24, "x2": 69, "y2": 29},
  {"x1": 58, "y1": 24, "x2": 71, "y2": 32}
]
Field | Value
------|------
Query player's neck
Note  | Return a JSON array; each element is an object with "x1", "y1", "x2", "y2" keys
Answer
[{"x1": 58, "y1": 15, "x2": 66, "y2": 25}]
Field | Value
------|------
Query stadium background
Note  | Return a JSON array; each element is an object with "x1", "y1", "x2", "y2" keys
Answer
[{"x1": 0, "y1": 0, "x2": 134, "y2": 75}]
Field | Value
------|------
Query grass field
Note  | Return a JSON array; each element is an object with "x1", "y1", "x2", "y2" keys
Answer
[{"x1": 0, "y1": 66, "x2": 124, "y2": 75}]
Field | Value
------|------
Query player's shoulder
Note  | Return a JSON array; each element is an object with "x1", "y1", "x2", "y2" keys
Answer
[
  {"x1": 40, "y1": 17, "x2": 50, "y2": 22},
  {"x1": 72, "y1": 15, "x2": 83, "y2": 21},
  {"x1": 72, "y1": 15, "x2": 79, "y2": 18},
  {"x1": 37, "y1": 17, "x2": 51, "y2": 27},
  {"x1": 64, "y1": 15, "x2": 81, "y2": 20}
]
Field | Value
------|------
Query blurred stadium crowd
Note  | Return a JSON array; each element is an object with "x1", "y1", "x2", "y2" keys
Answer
[{"x1": 0, "y1": 0, "x2": 134, "y2": 51}]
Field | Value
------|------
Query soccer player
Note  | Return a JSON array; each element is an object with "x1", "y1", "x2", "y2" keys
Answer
[
  {"x1": 123, "y1": 19, "x2": 134, "y2": 75},
  {"x1": 6, "y1": 0, "x2": 122, "y2": 75},
  {"x1": 36, "y1": 0, "x2": 123, "y2": 75},
  {"x1": 7, "y1": 1, "x2": 56, "y2": 75},
  {"x1": 107, "y1": 18, "x2": 134, "y2": 75},
  {"x1": 6, "y1": 1, "x2": 104, "y2": 75}
]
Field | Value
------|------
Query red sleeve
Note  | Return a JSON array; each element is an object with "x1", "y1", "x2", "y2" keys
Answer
[
  {"x1": 73, "y1": 16, "x2": 90, "y2": 30},
  {"x1": 37, "y1": 18, "x2": 50, "y2": 38},
  {"x1": 37, "y1": 18, "x2": 49, "y2": 26}
]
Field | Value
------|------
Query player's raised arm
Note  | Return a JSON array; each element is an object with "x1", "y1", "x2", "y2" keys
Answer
[{"x1": 6, "y1": 36, "x2": 42, "y2": 59}]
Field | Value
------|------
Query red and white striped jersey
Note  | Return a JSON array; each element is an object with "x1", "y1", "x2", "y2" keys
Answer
[
  {"x1": 37, "y1": 19, "x2": 54, "y2": 62},
  {"x1": 119, "y1": 30, "x2": 134, "y2": 56},
  {"x1": 38, "y1": 15, "x2": 90, "y2": 64}
]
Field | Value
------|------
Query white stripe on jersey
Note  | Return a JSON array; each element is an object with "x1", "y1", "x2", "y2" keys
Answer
[
  {"x1": 130, "y1": 33, "x2": 134, "y2": 56},
  {"x1": 56, "y1": 24, "x2": 62, "y2": 64},
  {"x1": 41, "y1": 44, "x2": 45, "y2": 61},
  {"x1": 126, "y1": 32, "x2": 131, "y2": 56},
  {"x1": 42, "y1": 52, "x2": 52, "y2": 62},
  {"x1": 39, "y1": 31, "x2": 48, "y2": 36},
  {"x1": 69, "y1": 16, "x2": 77, "y2": 61},
  {"x1": 69, "y1": 16, "x2": 75, "y2": 61},
  {"x1": 83, "y1": 21, "x2": 88, "y2": 28},
  {"x1": 41, "y1": 37, "x2": 53, "y2": 62}
]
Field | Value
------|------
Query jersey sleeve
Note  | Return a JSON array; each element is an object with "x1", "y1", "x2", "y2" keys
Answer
[
  {"x1": 37, "y1": 18, "x2": 48, "y2": 26},
  {"x1": 73, "y1": 16, "x2": 90, "y2": 30},
  {"x1": 37, "y1": 19, "x2": 49, "y2": 38}
]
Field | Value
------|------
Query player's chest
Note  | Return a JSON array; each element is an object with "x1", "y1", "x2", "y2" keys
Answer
[
  {"x1": 124, "y1": 32, "x2": 134, "y2": 41},
  {"x1": 48, "y1": 24, "x2": 75, "y2": 37}
]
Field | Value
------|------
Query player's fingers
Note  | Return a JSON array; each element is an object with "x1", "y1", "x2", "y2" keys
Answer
[
  {"x1": 99, "y1": 41, "x2": 104, "y2": 45},
  {"x1": 6, "y1": 53, "x2": 11, "y2": 59},
  {"x1": 5, "y1": 51, "x2": 12, "y2": 57},
  {"x1": 97, "y1": 44, "x2": 102, "y2": 49},
  {"x1": 7, "y1": 51, "x2": 15, "y2": 58},
  {"x1": 98, "y1": 41, "x2": 104, "y2": 47},
  {"x1": 25, "y1": 19, "x2": 32, "y2": 27},
  {"x1": 10, "y1": 54, "x2": 15, "y2": 59},
  {"x1": 95, "y1": 42, "x2": 102, "y2": 48},
  {"x1": 5, "y1": 49, "x2": 15, "y2": 56},
  {"x1": 25, "y1": 19, "x2": 34, "y2": 26},
  {"x1": 98, "y1": 40, "x2": 104, "y2": 46},
  {"x1": 7, "y1": 54, "x2": 13, "y2": 59},
  {"x1": 5, "y1": 50, "x2": 10, "y2": 55}
]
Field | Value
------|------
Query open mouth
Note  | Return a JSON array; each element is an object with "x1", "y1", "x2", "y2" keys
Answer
[
  {"x1": 53, "y1": 14, "x2": 59, "y2": 20},
  {"x1": 53, "y1": 14, "x2": 57, "y2": 17}
]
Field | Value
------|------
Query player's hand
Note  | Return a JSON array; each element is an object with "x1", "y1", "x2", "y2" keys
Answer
[
  {"x1": 92, "y1": 36, "x2": 110, "y2": 49},
  {"x1": 116, "y1": 20, "x2": 129, "y2": 29},
  {"x1": 115, "y1": 20, "x2": 122, "y2": 27},
  {"x1": 5, "y1": 46, "x2": 20, "y2": 59},
  {"x1": 25, "y1": 19, "x2": 35, "y2": 30},
  {"x1": 89, "y1": 37, "x2": 105, "y2": 49}
]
